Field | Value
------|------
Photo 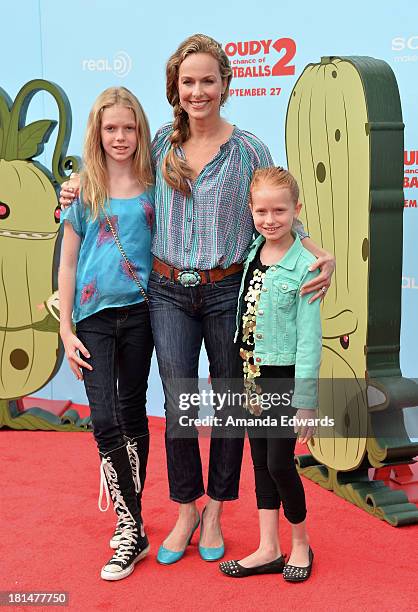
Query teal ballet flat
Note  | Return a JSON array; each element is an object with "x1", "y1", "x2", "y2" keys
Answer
[
  {"x1": 198, "y1": 507, "x2": 225, "y2": 562},
  {"x1": 157, "y1": 516, "x2": 200, "y2": 565}
]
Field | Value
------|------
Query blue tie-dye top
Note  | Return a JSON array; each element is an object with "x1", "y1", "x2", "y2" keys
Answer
[{"x1": 60, "y1": 190, "x2": 154, "y2": 323}]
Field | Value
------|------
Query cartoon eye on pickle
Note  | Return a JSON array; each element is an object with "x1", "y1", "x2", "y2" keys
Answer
[
  {"x1": 0, "y1": 80, "x2": 79, "y2": 411},
  {"x1": 286, "y1": 56, "x2": 418, "y2": 525}
]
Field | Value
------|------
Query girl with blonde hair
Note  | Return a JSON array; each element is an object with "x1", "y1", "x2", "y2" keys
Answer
[
  {"x1": 59, "y1": 86, "x2": 154, "y2": 581},
  {"x1": 220, "y1": 167, "x2": 321, "y2": 582}
]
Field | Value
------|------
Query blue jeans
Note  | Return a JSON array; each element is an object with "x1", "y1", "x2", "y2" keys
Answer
[
  {"x1": 76, "y1": 302, "x2": 154, "y2": 454},
  {"x1": 148, "y1": 270, "x2": 244, "y2": 503}
]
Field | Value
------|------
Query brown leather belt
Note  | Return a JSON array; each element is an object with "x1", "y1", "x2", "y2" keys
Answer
[{"x1": 152, "y1": 257, "x2": 243, "y2": 287}]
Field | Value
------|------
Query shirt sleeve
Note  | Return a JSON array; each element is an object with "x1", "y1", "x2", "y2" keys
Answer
[
  {"x1": 145, "y1": 186, "x2": 156, "y2": 209},
  {"x1": 292, "y1": 217, "x2": 309, "y2": 240},
  {"x1": 151, "y1": 123, "x2": 173, "y2": 168},
  {"x1": 291, "y1": 267, "x2": 322, "y2": 409},
  {"x1": 60, "y1": 198, "x2": 85, "y2": 237},
  {"x1": 254, "y1": 139, "x2": 274, "y2": 169},
  {"x1": 240, "y1": 130, "x2": 274, "y2": 173},
  {"x1": 141, "y1": 187, "x2": 156, "y2": 239}
]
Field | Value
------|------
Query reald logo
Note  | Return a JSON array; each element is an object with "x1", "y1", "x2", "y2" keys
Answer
[{"x1": 82, "y1": 51, "x2": 132, "y2": 77}]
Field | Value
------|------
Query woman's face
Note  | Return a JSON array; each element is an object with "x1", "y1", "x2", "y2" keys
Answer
[{"x1": 178, "y1": 52, "x2": 226, "y2": 122}]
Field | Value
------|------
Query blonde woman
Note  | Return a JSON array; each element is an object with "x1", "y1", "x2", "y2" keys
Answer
[
  {"x1": 60, "y1": 35, "x2": 335, "y2": 566},
  {"x1": 59, "y1": 87, "x2": 154, "y2": 580}
]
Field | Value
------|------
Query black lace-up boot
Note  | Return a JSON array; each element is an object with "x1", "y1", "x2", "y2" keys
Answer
[
  {"x1": 109, "y1": 434, "x2": 149, "y2": 549},
  {"x1": 98, "y1": 444, "x2": 149, "y2": 581}
]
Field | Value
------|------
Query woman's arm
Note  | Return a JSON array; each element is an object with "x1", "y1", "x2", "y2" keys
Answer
[
  {"x1": 300, "y1": 237, "x2": 336, "y2": 303},
  {"x1": 58, "y1": 222, "x2": 92, "y2": 379},
  {"x1": 292, "y1": 267, "x2": 322, "y2": 443}
]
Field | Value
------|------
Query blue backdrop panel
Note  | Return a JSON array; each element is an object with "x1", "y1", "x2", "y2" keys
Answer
[{"x1": 1, "y1": 0, "x2": 417, "y2": 412}]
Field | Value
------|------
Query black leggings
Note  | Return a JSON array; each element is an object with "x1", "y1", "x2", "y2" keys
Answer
[{"x1": 247, "y1": 365, "x2": 307, "y2": 524}]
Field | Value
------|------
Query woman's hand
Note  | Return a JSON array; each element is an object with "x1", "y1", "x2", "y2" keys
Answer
[
  {"x1": 294, "y1": 408, "x2": 317, "y2": 444},
  {"x1": 300, "y1": 249, "x2": 336, "y2": 303},
  {"x1": 59, "y1": 173, "x2": 80, "y2": 209},
  {"x1": 60, "y1": 327, "x2": 92, "y2": 380}
]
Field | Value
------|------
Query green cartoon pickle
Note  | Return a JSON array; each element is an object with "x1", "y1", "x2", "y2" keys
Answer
[
  {"x1": 286, "y1": 56, "x2": 418, "y2": 525},
  {"x1": 0, "y1": 79, "x2": 82, "y2": 427}
]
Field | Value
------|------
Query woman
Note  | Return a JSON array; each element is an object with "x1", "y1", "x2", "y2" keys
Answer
[{"x1": 60, "y1": 33, "x2": 334, "y2": 565}]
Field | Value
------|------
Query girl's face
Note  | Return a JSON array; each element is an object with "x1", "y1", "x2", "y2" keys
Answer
[
  {"x1": 100, "y1": 104, "x2": 138, "y2": 163},
  {"x1": 178, "y1": 52, "x2": 226, "y2": 121},
  {"x1": 251, "y1": 185, "x2": 302, "y2": 244}
]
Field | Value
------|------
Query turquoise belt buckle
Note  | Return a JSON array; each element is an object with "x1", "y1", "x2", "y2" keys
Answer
[{"x1": 178, "y1": 270, "x2": 201, "y2": 287}]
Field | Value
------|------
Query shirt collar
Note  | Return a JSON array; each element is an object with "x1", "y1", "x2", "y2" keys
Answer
[{"x1": 249, "y1": 232, "x2": 303, "y2": 270}]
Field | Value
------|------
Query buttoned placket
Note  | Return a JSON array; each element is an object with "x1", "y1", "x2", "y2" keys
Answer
[
  {"x1": 179, "y1": 144, "x2": 228, "y2": 269},
  {"x1": 254, "y1": 266, "x2": 273, "y2": 366},
  {"x1": 253, "y1": 263, "x2": 289, "y2": 364},
  {"x1": 183, "y1": 185, "x2": 194, "y2": 261}
]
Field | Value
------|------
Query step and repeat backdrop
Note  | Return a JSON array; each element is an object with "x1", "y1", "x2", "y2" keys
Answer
[{"x1": 1, "y1": 0, "x2": 417, "y2": 413}]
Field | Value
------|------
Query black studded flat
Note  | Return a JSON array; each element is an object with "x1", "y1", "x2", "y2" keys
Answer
[
  {"x1": 219, "y1": 555, "x2": 286, "y2": 578},
  {"x1": 282, "y1": 547, "x2": 314, "y2": 582}
]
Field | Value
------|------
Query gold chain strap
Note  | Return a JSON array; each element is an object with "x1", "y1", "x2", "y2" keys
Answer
[{"x1": 101, "y1": 207, "x2": 149, "y2": 304}]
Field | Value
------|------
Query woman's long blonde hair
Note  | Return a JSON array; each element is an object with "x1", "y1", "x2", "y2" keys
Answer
[
  {"x1": 82, "y1": 87, "x2": 153, "y2": 220},
  {"x1": 162, "y1": 34, "x2": 232, "y2": 194}
]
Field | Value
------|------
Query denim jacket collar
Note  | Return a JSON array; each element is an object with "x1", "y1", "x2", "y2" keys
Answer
[{"x1": 248, "y1": 231, "x2": 304, "y2": 271}]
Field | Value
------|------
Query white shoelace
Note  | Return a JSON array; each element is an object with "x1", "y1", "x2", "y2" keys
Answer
[
  {"x1": 108, "y1": 525, "x2": 138, "y2": 566},
  {"x1": 126, "y1": 440, "x2": 141, "y2": 494},
  {"x1": 98, "y1": 457, "x2": 111, "y2": 512},
  {"x1": 97, "y1": 455, "x2": 133, "y2": 528},
  {"x1": 113, "y1": 517, "x2": 125, "y2": 534}
]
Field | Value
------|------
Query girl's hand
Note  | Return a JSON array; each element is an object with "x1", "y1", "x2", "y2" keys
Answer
[
  {"x1": 59, "y1": 173, "x2": 80, "y2": 209},
  {"x1": 300, "y1": 250, "x2": 336, "y2": 303},
  {"x1": 294, "y1": 408, "x2": 317, "y2": 444},
  {"x1": 60, "y1": 328, "x2": 92, "y2": 380}
]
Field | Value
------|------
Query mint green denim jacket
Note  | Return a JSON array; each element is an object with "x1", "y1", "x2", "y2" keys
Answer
[{"x1": 235, "y1": 233, "x2": 322, "y2": 409}]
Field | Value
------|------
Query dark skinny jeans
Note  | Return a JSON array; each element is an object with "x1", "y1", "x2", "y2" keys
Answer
[{"x1": 76, "y1": 302, "x2": 154, "y2": 455}]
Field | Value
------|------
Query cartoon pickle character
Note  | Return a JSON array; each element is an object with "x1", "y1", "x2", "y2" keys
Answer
[
  {"x1": 0, "y1": 79, "x2": 79, "y2": 405},
  {"x1": 286, "y1": 57, "x2": 418, "y2": 524}
]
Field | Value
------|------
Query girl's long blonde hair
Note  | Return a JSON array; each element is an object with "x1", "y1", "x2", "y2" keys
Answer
[
  {"x1": 82, "y1": 87, "x2": 153, "y2": 220},
  {"x1": 162, "y1": 34, "x2": 232, "y2": 194}
]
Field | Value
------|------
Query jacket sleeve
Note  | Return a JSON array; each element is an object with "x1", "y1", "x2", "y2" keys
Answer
[{"x1": 291, "y1": 268, "x2": 322, "y2": 409}]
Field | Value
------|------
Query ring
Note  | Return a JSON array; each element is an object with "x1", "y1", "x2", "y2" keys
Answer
[{"x1": 321, "y1": 286, "x2": 327, "y2": 293}]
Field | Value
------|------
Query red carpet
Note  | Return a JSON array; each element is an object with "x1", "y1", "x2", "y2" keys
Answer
[{"x1": 1, "y1": 417, "x2": 417, "y2": 612}]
